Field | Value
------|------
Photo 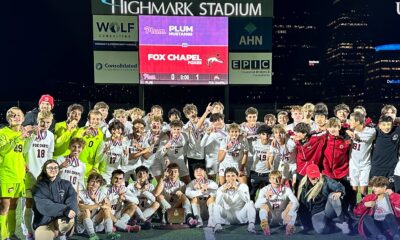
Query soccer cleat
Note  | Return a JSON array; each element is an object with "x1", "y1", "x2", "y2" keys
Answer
[
  {"x1": 89, "y1": 233, "x2": 100, "y2": 240},
  {"x1": 126, "y1": 224, "x2": 141, "y2": 233},
  {"x1": 196, "y1": 220, "x2": 204, "y2": 228},
  {"x1": 260, "y1": 219, "x2": 270, "y2": 236},
  {"x1": 106, "y1": 232, "x2": 121, "y2": 240},
  {"x1": 213, "y1": 224, "x2": 223, "y2": 233},
  {"x1": 247, "y1": 223, "x2": 256, "y2": 234},
  {"x1": 285, "y1": 224, "x2": 295, "y2": 235},
  {"x1": 187, "y1": 216, "x2": 198, "y2": 228},
  {"x1": 142, "y1": 220, "x2": 152, "y2": 230},
  {"x1": 335, "y1": 221, "x2": 350, "y2": 235}
]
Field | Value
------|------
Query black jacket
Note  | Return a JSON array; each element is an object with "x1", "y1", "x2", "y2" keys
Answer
[
  {"x1": 32, "y1": 176, "x2": 78, "y2": 230},
  {"x1": 22, "y1": 108, "x2": 56, "y2": 132},
  {"x1": 299, "y1": 176, "x2": 345, "y2": 216}
]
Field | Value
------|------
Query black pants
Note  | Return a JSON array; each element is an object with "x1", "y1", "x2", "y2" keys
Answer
[
  {"x1": 249, "y1": 171, "x2": 269, "y2": 201},
  {"x1": 337, "y1": 177, "x2": 356, "y2": 212},
  {"x1": 187, "y1": 158, "x2": 205, "y2": 180},
  {"x1": 394, "y1": 175, "x2": 400, "y2": 194},
  {"x1": 363, "y1": 214, "x2": 398, "y2": 238}
]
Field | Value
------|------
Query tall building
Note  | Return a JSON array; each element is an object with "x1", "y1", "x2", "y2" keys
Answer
[
  {"x1": 272, "y1": 0, "x2": 325, "y2": 102},
  {"x1": 325, "y1": 0, "x2": 374, "y2": 102},
  {"x1": 365, "y1": 44, "x2": 400, "y2": 103}
]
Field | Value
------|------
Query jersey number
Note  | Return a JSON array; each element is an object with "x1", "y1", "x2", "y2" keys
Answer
[
  {"x1": 69, "y1": 176, "x2": 77, "y2": 185},
  {"x1": 352, "y1": 143, "x2": 360, "y2": 151},
  {"x1": 259, "y1": 154, "x2": 267, "y2": 162},
  {"x1": 88, "y1": 141, "x2": 94, "y2": 147},
  {"x1": 109, "y1": 156, "x2": 116, "y2": 164},
  {"x1": 14, "y1": 144, "x2": 23, "y2": 153},
  {"x1": 37, "y1": 149, "x2": 46, "y2": 158}
]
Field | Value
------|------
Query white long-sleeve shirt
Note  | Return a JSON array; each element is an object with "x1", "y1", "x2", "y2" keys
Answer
[
  {"x1": 215, "y1": 182, "x2": 251, "y2": 211},
  {"x1": 185, "y1": 178, "x2": 218, "y2": 199},
  {"x1": 25, "y1": 130, "x2": 54, "y2": 179}
]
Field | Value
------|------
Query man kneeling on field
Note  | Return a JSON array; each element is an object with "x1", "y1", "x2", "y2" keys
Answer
[{"x1": 213, "y1": 167, "x2": 257, "y2": 234}]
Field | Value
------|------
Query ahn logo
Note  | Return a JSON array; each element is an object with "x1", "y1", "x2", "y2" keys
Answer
[
  {"x1": 232, "y1": 60, "x2": 270, "y2": 70},
  {"x1": 96, "y1": 21, "x2": 135, "y2": 33}
]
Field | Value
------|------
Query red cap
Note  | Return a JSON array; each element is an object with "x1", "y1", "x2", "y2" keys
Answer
[
  {"x1": 39, "y1": 94, "x2": 54, "y2": 108},
  {"x1": 306, "y1": 164, "x2": 320, "y2": 179}
]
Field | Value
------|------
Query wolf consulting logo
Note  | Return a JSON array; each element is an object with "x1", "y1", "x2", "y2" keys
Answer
[{"x1": 95, "y1": 19, "x2": 135, "y2": 39}]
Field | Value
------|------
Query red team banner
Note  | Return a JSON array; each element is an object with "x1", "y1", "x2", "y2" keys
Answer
[{"x1": 139, "y1": 16, "x2": 229, "y2": 85}]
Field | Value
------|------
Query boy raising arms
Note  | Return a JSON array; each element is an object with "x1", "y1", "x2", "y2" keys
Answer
[
  {"x1": 54, "y1": 103, "x2": 84, "y2": 158},
  {"x1": 213, "y1": 168, "x2": 257, "y2": 234},
  {"x1": 154, "y1": 163, "x2": 197, "y2": 226},
  {"x1": 23, "y1": 111, "x2": 55, "y2": 239},
  {"x1": 218, "y1": 123, "x2": 249, "y2": 185},
  {"x1": 0, "y1": 107, "x2": 29, "y2": 240},
  {"x1": 185, "y1": 164, "x2": 218, "y2": 228}
]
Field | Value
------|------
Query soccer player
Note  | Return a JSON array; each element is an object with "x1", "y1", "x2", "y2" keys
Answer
[
  {"x1": 57, "y1": 138, "x2": 87, "y2": 192},
  {"x1": 143, "y1": 115, "x2": 165, "y2": 181},
  {"x1": 23, "y1": 94, "x2": 56, "y2": 132},
  {"x1": 97, "y1": 121, "x2": 130, "y2": 184},
  {"x1": 23, "y1": 111, "x2": 55, "y2": 239},
  {"x1": 159, "y1": 120, "x2": 190, "y2": 184},
  {"x1": 185, "y1": 164, "x2": 218, "y2": 228},
  {"x1": 270, "y1": 124, "x2": 297, "y2": 187},
  {"x1": 73, "y1": 110, "x2": 104, "y2": 177},
  {"x1": 107, "y1": 170, "x2": 142, "y2": 232},
  {"x1": 302, "y1": 103, "x2": 317, "y2": 131},
  {"x1": 125, "y1": 119, "x2": 150, "y2": 184},
  {"x1": 128, "y1": 107, "x2": 145, "y2": 122},
  {"x1": 109, "y1": 109, "x2": 133, "y2": 138},
  {"x1": 127, "y1": 166, "x2": 160, "y2": 228},
  {"x1": 182, "y1": 103, "x2": 209, "y2": 180},
  {"x1": 370, "y1": 115, "x2": 400, "y2": 190},
  {"x1": 0, "y1": 107, "x2": 28, "y2": 240},
  {"x1": 277, "y1": 111, "x2": 289, "y2": 129},
  {"x1": 93, "y1": 101, "x2": 110, "y2": 138},
  {"x1": 286, "y1": 105, "x2": 303, "y2": 132},
  {"x1": 334, "y1": 103, "x2": 350, "y2": 124},
  {"x1": 54, "y1": 103, "x2": 84, "y2": 158},
  {"x1": 144, "y1": 105, "x2": 168, "y2": 131},
  {"x1": 213, "y1": 168, "x2": 256, "y2": 234},
  {"x1": 347, "y1": 112, "x2": 376, "y2": 199},
  {"x1": 77, "y1": 173, "x2": 124, "y2": 240},
  {"x1": 218, "y1": 123, "x2": 249, "y2": 185},
  {"x1": 263, "y1": 114, "x2": 276, "y2": 128},
  {"x1": 240, "y1": 107, "x2": 261, "y2": 176},
  {"x1": 248, "y1": 124, "x2": 274, "y2": 200},
  {"x1": 313, "y1": 103, "x2": 328, "y2": 133},
  {"x1": 200, "y1": 113, "x2": 227, "y2": 180},
  {"x1": 255, "y1": 171, "x2": 299, "y2": 236},
  {"x1": 154, "y1": 163, "x2": 197, "y2": 226}
]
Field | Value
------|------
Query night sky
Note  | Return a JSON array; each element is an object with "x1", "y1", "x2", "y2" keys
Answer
[{"x1": 3, "y1": 0, "x2": 400, "y2": 102}]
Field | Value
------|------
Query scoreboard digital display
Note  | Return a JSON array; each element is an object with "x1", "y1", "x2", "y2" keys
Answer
[{"x1": 139, "y1": 16, "x2": 228, "y2": 85}]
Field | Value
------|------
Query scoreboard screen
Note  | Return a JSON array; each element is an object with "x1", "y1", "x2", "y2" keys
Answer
[{"x1": 139, "y1": 16, "x2": 228, "y2": 85}]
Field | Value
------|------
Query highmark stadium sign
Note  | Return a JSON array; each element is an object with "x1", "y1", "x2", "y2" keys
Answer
[{"x1": 92, "y1": 0, "x2": 273, "y2": 17}]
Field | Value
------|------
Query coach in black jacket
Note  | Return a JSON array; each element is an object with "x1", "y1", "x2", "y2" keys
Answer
[{"x1": 32, "y1": 159, "x2": 77, "y2": 240}]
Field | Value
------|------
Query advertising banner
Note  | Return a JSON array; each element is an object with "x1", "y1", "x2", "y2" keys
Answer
[
  {"x1": 94, "y1": 51, "x2": 139, "y2": 84},
  {"x1": 229, "y1": 52, "x2": 272, "y2": 85},
  {"x1": 229, "y1": 17, "x2": 272, "y2": 51},
  {"x1": 91, "y1": 0, "x2": 273, "y2": 17}
]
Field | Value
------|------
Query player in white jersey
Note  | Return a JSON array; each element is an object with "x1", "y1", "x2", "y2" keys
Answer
[
  {"x1": 240, "y1": 107, "x2": 262, "y2": 175},
  {"x1": 270, "y1": 124, "x2": 297, "y2": 186},
  {"x1": 182, "y1": 103, "x2": 211, "y2": 180},
  {"x1": 185, "y1": 164, "x2": 218, "y2": 228},
  {"x1": 158, "y1": 120, "x2": 190, "y2": 184},
  {"x1": 127, "y1": 166, "x2": 160, "y2": 229},
  {"x1": 23, "y1": 111, "x2": 54, "y2": 239},
  {"x1": 124, "y1": 119, "x2": 151, "y2": 184},
  {"x1": 255, "y1": 171, "x2": 299, "y2": 236},
  {"x1": 302, "y1": 103, "x2": 318, "y2": 131},
  {"x1": 213, "y1": 167, "x2": 256, "y2": 234},
  {"x1": 154, "y1": 163, "x2": 197, "y2": 226},
  {"x1": 106, "y1": 169, "x2": 142, "y2": 232},
  {"x1": 77, "y1": 173, "x2": 126, "y2": 240},
  {"x1": 142, "y1": 115, "x2": 165, "y2": 180},
  {"x1": 108, "y1": 109, "x2": 133, "y2": 138},
  {"x1": 248, "y1": 124, "x2": 274, "y2": 201},
  {"x1": 97, "y1": 121, "x2": 129, "y2": 184},
  {"x1": 218, "y1": 123, "x2": 249, "y2": 185},
  {"x1": 57, "y1": 138, "x2": 87, "y2": 192},
  {"x1": 200, "y1": 113, "x2": 227, "y2": 180},
  {"x1": 286, "y1": 105, "x2": 303, "y2": 133},
  {"x1": 347, "y1": 112, "x2": 376, "y2": 198}
]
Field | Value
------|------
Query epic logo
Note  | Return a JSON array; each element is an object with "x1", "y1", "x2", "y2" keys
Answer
[
  {"x1": 232, "y1": 60, "x2": 270, "y2": 69},
  {"x1": 96, "y1": 22, "x2": 135, "y2": 33}
]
